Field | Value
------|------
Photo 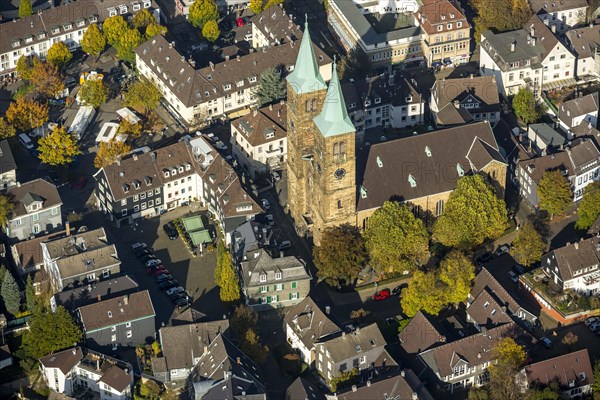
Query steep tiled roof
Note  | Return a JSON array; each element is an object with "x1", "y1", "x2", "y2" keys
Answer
[
  {"x1": 53, "y1": 275, "x2": 138, "y2": 311},
  {"x1": 358, "y1": 121, "x2": 504, "y2": 211},
  {"x1": 6, "y1": 179, "x2": 61, "y2": 218},
  {"x1": 432, "y1": 76, "x2": 500, "y2": 118},
  {"x1": 530, "y1": 0, "x2": 589, "y2": 14},
  {"x1": 559, "y1": 93, "x2": 599, "y2": 122},
  {"x1": 232, "y1": 103, "x2": 287, "y2": 148},
  {"x1": 466, "y1": 288, "x2": 514, "y2": 328},
  {"x1": 470, "y1": 268, "x2": 524, "y2": 316},
  {"x1": 11, "y1": 231, "x2": 65, "y2": 271},
  {"x1": 0, "y1": 140, "x2": 16, "y2": 175},
  {"x1": 55, "y1": 244, "x2": 120, "y2": 280},
  {"x1": 542, "y1": 236, "x2": 600, "y2": 281},
  {"x1": 43, "y1": 228, "x2": 108, "y2": 260},
  {"x1": 286, "y1": 377, "x2": 326, "y2": 400},
  {"x1": 524, "y1": 349, "x2": 594, "y2": 389},
  {"x1": 517, "y1": 151, "x2": 572, "y2": 183},
  {"x1": 39, "y1": 347, "x2": 83, "y2": 375},
  {"x1": 342, "y1": 74, "x2": 421, "y2": 112},
  {"x1": 318, "y1": 323, "x2": 385, "y2": 364},
  {"x1": 283, "y1": 296, "x2": 341, "y2": 351},
  {"x1": 78, "y1": 290, "x2": 155, "y2": 332},
  {"x1": 97, "y1": 365, "x2": 131, "y2": 393},
  {"x1": 566, "y1": 25, "x2": 600, "y2": 60},
  {"x1": 240, "y1": 249, "x2": 310, "y2": 287},
  {"x1": 333, "y1": 370, "x2": 434, "y2": 400},
  {"x1": 399, "y1": 310, "x2": 447, "y2": 355},
  {"x1": 416, "y1": 0, "x2": 470, "y2": 35}
]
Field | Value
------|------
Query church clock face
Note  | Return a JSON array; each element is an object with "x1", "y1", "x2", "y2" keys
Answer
[{"x1": 334, "y1": 168, "x2": 346, "y2": 180}]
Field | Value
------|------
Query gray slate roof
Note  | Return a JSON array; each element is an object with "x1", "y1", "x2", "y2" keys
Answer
[
  {"x1": 466, "y1": 287, "x2": 514, "y2": 328},
  {"x1": 283, "y1": 296, "x2": 341, "y2": 351},
  {"x1": 55, "y1": 244, "x2": 120, "y2": 280},
  {"x1": 318, "y1": 323, "x2": 385, "y2": 364},
  {"x1": 240, "y1": 249, "x2": 310, "y2": 288},
  {"x1": 78, "y1": 290, "x2": 155, "y2": 332},
  {"x1": 52, "y1": 275, "x2": 139, "y2": 311},
  {"x1": 43, "y1": 227, "x2": 109, "y2": 260},
  {"x1": 566, "y1": 24, "x2": 600, "y2": 60},
  {"x1": 6, "y1": 179, "x2": 61, "y2": 218},
  {"x1": 0, "y1": 140, "x2": 16, "y2": 175},
  {"x1": 528, "y1": 123, "x2": 567, "y2": 148},
  {"x1": 558, "y1": 93, "x2": 599, "y2": 123},
  {"x1": 285, "y1": 377, "x2": 325, "y2": 400},
  {"x1": 332, "y1": 370, "x2": 434, "y2": 400}
]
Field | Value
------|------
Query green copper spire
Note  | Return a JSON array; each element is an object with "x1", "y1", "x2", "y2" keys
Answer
[
  {"x1": 286, "y1": 18, "x2": 327, "y2": 94},
  {"x1": 313, "y1": 58, "x2": 355, "y2": 138}
]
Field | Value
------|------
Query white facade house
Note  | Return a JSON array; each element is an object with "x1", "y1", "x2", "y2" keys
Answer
[
  {"x1": 558, "y1": 93, "x2": 599, "y2": 133},
  {"x1": 565, "y1": 24, "x2": 600, "y2": 80},
  {"x1": 530, "y1": 0, "x2": 588, "y2": 34},
  {"x1": 0, "y1": 140, "x2": 17, "y2": 190},
  {"x1": 480, "y1": 15, "x2": 576, "y2": 98},
  {"x1": 39, "y1": 347, "x2": 133, "y2": 400}
]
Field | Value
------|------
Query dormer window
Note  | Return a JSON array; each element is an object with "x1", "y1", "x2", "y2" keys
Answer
[
  {"x1": 364, "y1": 99, "x2": 371, "y2": 107},
  {"x1": 133, "y1": 180, "x2": 141, "y2": 189},
  {"x1": 108, "y1": 7, "x2": 117, "y2": 16},
  {"x1": 38, "y1": 33, "x2": 46, "y2": 39},
  {"x1": 360, "y1": 186, "x2": 367, "y2": 199},
  {"x1": 171, "y1": 168, "x2": 177, "y2": 175},
  {"x1": 119, "y1": 4, "x2": 128, "y2": 14},
  {"x1": 259, "y1": 273, "x2": 267, "y2": 282},
  {"x1": 163, "y1": 170, "x2": 170, "y2": 178},
  {"x1": 406, "y1": 96, "x2": 412, "y2": 102},
  {"x1": 275, "y1": 271, "x2": 282, "y2": 280},
  {"x1": 178, "y1": 166, "x2": 184, "y2": 173},
  {"x1": 52, "y1": 27, "x2": 60, "y2": 34},
  {"x1": 374, "y1": 97, "x2": 381, "y2": 104},
  {"x1": 437, "y1": 25, "x2": 443, "y2": 32},
  {"x1": 143, "y1": 0, "x2": 151, "y2": 8},
  {"x1": 249, "y1": 76, "x2": 257, "y2": 83},
  {"x1": 11, "y1": 40, "x2": 20, "y2": 48},
  {"x1": 25, "y1": 36, "x2": 33, "y2": 44},
  {"x1": 456, "y1": 163, "x2": 465, "y2": 176},
  {"x1": 132, "y1": 2, "x2": 141, "y2": 11},
  {"x1": 447, "y1": 23, "x2": 452, "y2": 30},
  {"x1": 123, "y1": 184, "x2": 130, "y2": 193},
  {"x1": 63, "y1": 23, "x2": 72, "y2": 31},
  {"x1": 185, "y1": 163, "x2": 191, "y2": 171},
  {"x1": 76, "y1": 19, "x2": 85, "y2": 27},
  {"x1": 349, "y1": 103, "x2": 356, "y2": 109},
  {"x1": 107, "y1": 311, "x2": 112, "y2": 318},
  {"x1": 425, "y1": 146, "x2": 432, "y2": 157},
  {"x1": 145, "y1": 176, "x2": 152, "y2": 185},
  {"x1": 89, "y1": 15, "x2": 98, "y2": 23},
  {"x1": 236, "y1": 80, "x2": 244, "y2": 87}
]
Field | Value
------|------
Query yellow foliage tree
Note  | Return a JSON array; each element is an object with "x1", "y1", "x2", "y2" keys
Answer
[
  {"x1": 30, "y1": 62, "x2": 65, "y2": 98},
  {"x1": 94, "y1": 140, "x2": 132, "y2": 168},
  {"x1": 37, "y1": 126, "x2": 81, "y2": 166},
  {"x1": 5, "y1": 97, "x2": 49, "y2": 132},
  {"x1": 46, "y1": 42, "x2": 73, "y2": 68}
]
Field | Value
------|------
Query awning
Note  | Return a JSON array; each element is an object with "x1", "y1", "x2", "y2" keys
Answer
[
  {"x1": 181, "y1": 216, "x2": 204, "y2": 232},
  {"x1": 189, "y1": 229, "x2": 212, "y2": 246},
  {"x1": 542, "y1": 78, "x2": 577, "y2": 90},
  {"x1": 443, "y1": 58, "x2": 453, "y2": 65},
  {"x1": 432, "y1": 61, "x2": 443, "y2": 67}
]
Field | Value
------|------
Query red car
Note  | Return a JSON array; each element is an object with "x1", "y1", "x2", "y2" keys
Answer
[
  {"x1": 374, "y1": 289, "x2": 391, "y2": 301},
  {"x1": 72, "y1": 176, "x2": 87, "y2": 189},
  {"x1": 236, "y1": 18, "x2": 245, "y2": 27},
  {"x1": 152, "y1": 268, "x2": 170, "y2": 277},
  {"x1": 146, "y1": 265, "x2": 164, "y2": 275}
]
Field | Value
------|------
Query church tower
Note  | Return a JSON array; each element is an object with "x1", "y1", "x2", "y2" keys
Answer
[
  {"x1": 309, "y1": 60, "x2": 357, "y2": 244},
  {"x1": 286, "y1": 21, "x2": 328, "y2": 234}
]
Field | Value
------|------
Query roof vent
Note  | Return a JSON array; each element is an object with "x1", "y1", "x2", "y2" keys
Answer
[
  {"x1": 376, "y1": 156, "x2": 383, "y2": 168},
  {"x1": 408, "y1": 174, "x2": 417, "y2": 187},
  {"x1": 425, "y1": 146, "x2": 432, "y2": 157}
]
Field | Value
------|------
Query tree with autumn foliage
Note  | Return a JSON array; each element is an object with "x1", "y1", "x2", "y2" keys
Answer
[
  {"x1": 202, "y1": 20, "x2": 220, "y2": 42},
  {"x1": 16, "y1": 55, "x2": 36, "y2": 80},
  {"x1": 189, "y1": 0, "x2": 219, "y2": 29},
  {"x1": 118, "y1": 119, "x2": 143, "y2": 137},
  {"x1": 102, "y1": 16, "x2": 129, "y2": 47},
  {"x1": 314, "y1": 224, "x2": 366, "y2": 287},
  {"x1": 37, "y1": 126, "x2": 81, "y2": 166},
  {"x1": 487, "y1": 338, "x2": 526, "y2": 400},
  {"x1": 538, "y1": 169, "x2": 573, "y2": 218},
  {"x1": 81, "y1": 24, "x2": 106, "y2": 56},
  {"x1": 145, "y1": 22, "x2": 167, "y2": 39},
  {"x1": 78, "y1": 78, "x2": 109, "y2": 108},
  {"x1": 0, "y1": 117, "x2": 16, "y2": 139},
  {"x1": 5, "y1": 97, "x2": 49, "y2": 132},
  {"x1": 94, "y1": 140, "x2": 132, "y2": 168},
  {"x1": 471, "y1": 0, "x2": 531, "y2": 44},
  {"x1": 30, "y1": 61, "x2": 65, "y2": 99},
  {"x1": 438, "y1": 251, "x2": 476, "y2": 305},
  {"x1": 511, "y1": 221, "x2": 546, "y2": 267},
  {"x1": 46, "y1": 42, "x2": 73, "y2": 68},
  {"x1": 123, "y1": 78, "x2": 162, "y2": 116},
  {"x1": 249, "y1": 0, "x2": 264, "y2": 14}
]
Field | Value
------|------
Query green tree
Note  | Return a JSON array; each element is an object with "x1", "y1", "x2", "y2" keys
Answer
[
  {"x1": 0, "y1": 195, "x2": 14, "y2": 228},
  {"x1": 0, "y1": 266, "x2": 7, "y2": 287},
  {"x1": 592, "y1": 360, "x2": 600, "y2": 397},
  {"x1": 124, "y1": 78, "x2": 162, "y2": 116},
  {"x1": 329, "y1": 368, "x2": 359, "y2": 392},
  {"x1": 1, "y1": 271, "x2": 20, "y2": 315},
  {"x1": 118, "y1": 119, "x2": 143, "y2": 137},
  {"x1": 94, "y1": 140, "x2": 132, "y2": 169},
  {"x1": 214, "y1": 240, "x2": 229, "y2": 287},
  {"x1": 471, "y1": 0, "x2": 531, "y2": 44},
  {"x1": 265, "y1": 0, "x2": 284, "y2": 9},
  {"x1": 103, "y1": 15, "x2": 129, "y2": 47},
  {"x1": 230, "y1": 304, "x2": 258, "y2": 339},
  {"x1": 132, "y1": 9, "x2": 156, "y2": 28},
  {"x1": 576, "y1": 182, "x2": 600, "y2": 230},
  {"x1": 5, "y1": 97, "x2": 49, "y2": 132},
  {"x1": 400, "y1": 270, "x2": 447, "y2": 317},
  {"x1": 365, "y1": 201, "x2": 430, "y2": 275},
  {"x1": 249, "y1": 0, "x2": 264, "y2": 14},
  {"x1": 46, "y1": 42, "x2": 72, "y2": 68},
  {"x1": 22, "y1": 306, "x2": 83, "y2": 359},
  {"x1": 16, "y1": 55, "x2": 34, "y2": 80},
  {"x1": 488, "y1": 338, "x2": 526, "y2": 400},
  {"x1": 19, "y1": 0, "x2": 33, "y2": 17},
  {"x1": 538, "y1": 169, "x2": 573, "y2": 217},
  {"x1": 151, "y1": 340, "x2": 161, "y2": 356},
  {"x1": 468, "y1": 387, "x2": 490, "y2": 400},
  {"x1": 30, "y1": 61, "x2": 65, "y2": 99},
  {"x1": 314, "y1": 224, "x2": 366, "y2": 287},
  {"x1": 25, "y1": 275, "x2": 37, "y2": 313},
  {"x1": 512, "y1": 87, "x2": 540, "y2": 125},
  {"x1": 114, "y1": 28, "x2": 143, "y2": 63},
  {"x1": 433, "y1": 175, "x2": 508, "y2": 249},
  {"x1": 0, "y1": 117, "x2": 16, "y2": 139},
  {"x1": 138, "y1": 380, "x2": 161, "y2": 399},
  {"x1": 37, "y1": 126, "x2": 81, "y2": 166},
  {"x1": 202, "y1": 19, "x2": 220, "y2": 42},
  {"x1": 438, "y1": 251, "x2": 476, "y2": 305},
  {"x1": 255, "y1": 67, "x2": 286, "y2": 106},
  {"x1": 189, "y1": 0, "x2": 219, "y2": 29},
  {"x1": 145, "y1": 23, "x2": 167, "y2": 39},
  {"x1": 81, "y1": 23, "x2": 106, "y2": 56},
  {"x1": 218, "y1": 258, "x2": 240, "y2": 303},
  {"x1": 526, "y1": 386, "x2": 560, "y2": 400},
  {"x1": 78, "y1": 78, "x2": 109, "y2": 108},
  {"x1": 511, "y1": 221, "x2": 546, "y2": 267},
  {"x1": 240, "y1": 328, "x2": 268, "y2": 363}
]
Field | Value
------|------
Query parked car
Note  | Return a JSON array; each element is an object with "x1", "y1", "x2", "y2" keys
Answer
[
  {"x1": 540, "y1": 337, "x2": 553, "y2": 348},
  {"x1": 374, "y1": 289, "x2": 391, "y2": 301},
  {"x1": 163, "y1": 222, "x2": 179, "y2": 240},
  {"x1": 131, "y1": 242, "x2": 148, "y2": 251},
  {"x1": 169, "y1": 292, "x2": 189, "y2": 302},
  {"x1": 494, "y1": 244, "x2": 510, "y2": 257},
  {"x1": 261, "y1": 199, "x2": 270, "y2": 210},
  {"x1": 476, "y1": 252, "x2": 493, "y2": 263},
  {"x1": 512, "y1": 263, "x2": 525, "y2": 274},
  {"x1": 134, "y1": 247, "x2": 152, "y2": 257},
  {"x1": 507, "y1": 271, "x2": 519, "y2": 283},
  {"x1": 140, "y1": 254, "x2": 157, "y2": 263},
  {"x1": 174, "y1": 297, "x2": 191, "y2": 307},
  {"x1": 278, "y1": 240, "x2": 291, "y2": 251},
  {"x1": 166, "y1": 286, "x2": 185, "y2": 296},
  {"x1": 266, "y1": 214, "x2": 274, "y2": 226},
  {"x1": 392, "y1": 284, "x2": 407, "y2": 296},
  {"x1": 236, "y1": 17, "x2": 245, "y2": 27},
  {"x1": 146, "y1": 265, "x2": 163, "y2": 274},
  {"x1": 156, "y1": 274, "x2": 174, "y2": 282},
  {"x1": 584, "y1": 317, "x2": 599, "y2": 327},
  {"x1": 152, "y1": 268, "x2": 170, "y2": 277},
  {"x1": 588, "y1": 322, "x2": 600, "y2": 332},
  {"x1": 158, "y1": 280, "x2": 179, "y2": 291},
  {"x1": 146, "y1": 259, "x2": 162, "y2": 267}
]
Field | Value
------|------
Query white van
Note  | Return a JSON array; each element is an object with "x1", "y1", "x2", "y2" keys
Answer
[{"x1": 18, "y1": 133, "x2": 34, "y2": 150}]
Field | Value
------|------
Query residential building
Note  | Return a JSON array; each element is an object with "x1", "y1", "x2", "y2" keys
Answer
[
  {"x1": 327, "y1": 0, "x2": 424, "y2": 66},
  {"x1": 315, "y1": 323, "x2": 392, "y2": 384},
  {"x1": 415, "y1": 0, "x2": 471, "y2": 67},
  {"x1": 342, "y1": 73, "x2": 424, "y2": 137},
  {"x1": 134, "y1": 32, "x2": 331, "y2": 126},
  {"x1": 283, "y1": 296, "x2": 341, "y2": 365},
  {"x1": 529, "y1": 0, "x2": 588, "y2": 33},
  {"x1": 0, "y1": 0, "x2": 160, "y2": 77},
  {"x1": 540, "y1": 236, "x2": 600, "y2": 294},
  {"x1": 4, "y1": 179, "x2": 62, "y2": 241},
  {"x1": 430, "y1": 75, "x2": 501, "y2": 127},
  {"x1": 93, "y1": 138, "x2": 260, "y2": 243},
  {"x1": 480, "y1": 14, "x2": 576, "y2": 98},
  {"x1": 468, "y1": 267, "x2": 539, "y2": 326},
  {"x1": 557, "y1": 92, "x2": 599, "y2": 133},
  {"x1": 418, "y1": 322, "x2": 530, "y2": 393},
  {"x1": 230, "y1": 102, "x2": 287, "y2": 179},
  {"x1": 50, "y1": 275, "x2": 139, "y2": 312},
  {"x1": 152, "y1": 319, "x2": 229, "y2": 384},
  {"x1": 240, "y1": 248, "x2": 311, "y2": 310},
  {"x1": 286, "y1": 377, "x2": 326, "y2": 400},
  {"x1": 0, "y1": 140, "x2": 16, "y2": 189},
  {"x1": 526, "y1": 123, "x2": 567, "y2": 155},
  {"x1": 325, "y1": 370, "x2": 434, "y2": 400},
  {"x1": 466, "y1": 287, "x2": 515, "y2": 330},
  {"x1": 11, "y1": 231, "x2": 65, "y2": 276},
  {"x1": 251, "y1": 5, "x2": 302, "y2": 50},
  {"x1": 357, "y1": 121, "x2": 507, "y2": 228},
  {"x1": 41, "y1": 228, "x2": 121, "y2": 292},
  {"x1": 570, "y1": 118, "x2": 600, "y2": 147},
  {"x1": 519, "y1": 349, "x2": 594, "y2": 398},
  {"x1": 565, "y1": 24, "x2": 600, "y2": 80},
  {"x1": 230, "y1": 220, "x2": 273, "y2": 265},
  {"x1": 39, "y1": 347, "x2": 133, "y2": 400},
  {"x1": 77, "y1": 291, "x2": 156, "y2": 351},
  {"x1": 192, "y1": 333, "x2": 265, "y2": 399},
  {"x1": 516, "y1": 139, "x2": 600, "y2": 204}
]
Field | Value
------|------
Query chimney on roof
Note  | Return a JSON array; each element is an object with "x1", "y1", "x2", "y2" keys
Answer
[
  {"x1": 325, "y1": 305, "x2": 331, "y2": 314},
  {"x1": 225, "y1": 55, "x2": 230, "y2": 61},
  {"x1": 551, "y1": 24, "x2": 557, "y2": 33},
  {"x1": 188, "y1": 58, "x2": 195, "y2": 68},
  {"x1": 269, "y1": 104, "x2": 273, "y2": 111},
  {"x1": 531, "y1": 37, "x2": 536, "y2": 46},
  {"x1": 133, "y1": 154, "x2": 138, "y2": 161},
  {"x1": 574, "y1": 242, "x2": 579, "y2": 250},
  {"x1": 253, "y1": 109, "x2": 258, "y2": 117},
  {"x1": 236, "y1": 357, "x2": 241, "y2": 364},
  {"x1": 401, "y1": 370, "x2": 406, "y2": 377},
  {"x1": 367, "y1": 381, "x2": 371, "y2": 387},
  {"x1": 510, "y1": 41, "x2": 516, "y2": 52},
  {"x1": 453, "y1": 100, "x2": 460, "y2": 109},
  {"x1": 209, "y1": 62, "x2": 215, "y2": 71},
  {"x1": 470, "y1": 74, "x2": 474, "y2": 79},
  {"x1": 66, "y1": 221, "x2": 71, "y2": 236},
  {"x1": 116, "y1": 156, "x2": 121, "y2": 166},
  {"x1": 97, "y1": 294, "x2": 101, "y2": 302},
  {"x1": 351, "y1": 385, "x2": 357, "y2": 392},
  {"x1": 236, "y1": 55, "x2": 240, "y2": 61},
  {"x1": 123, "y1": 295, "x2": 128, "y2": 305},
  {"x1": 96, "y1": 359, "x2": 100, "y2": 371},
  {"x1": 169, "y1": 41, "x2": 175, "y2": 48},
  {"x1": 150, "y1": 152, "x2": 156, "y2": 161},
  {"x1": 412, "y1": 393, "x2": 418, "y2": 400}
]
